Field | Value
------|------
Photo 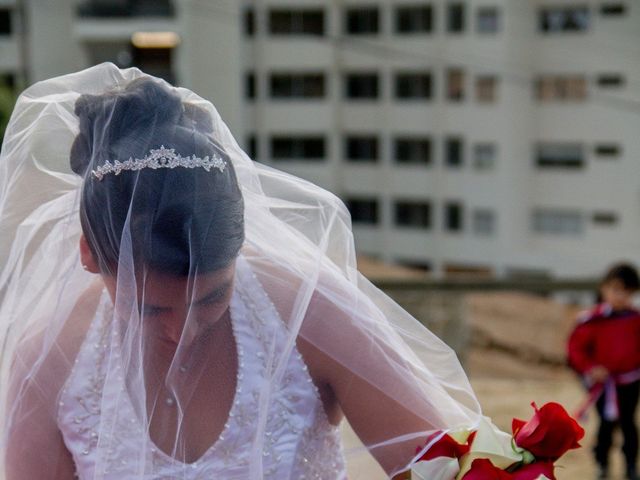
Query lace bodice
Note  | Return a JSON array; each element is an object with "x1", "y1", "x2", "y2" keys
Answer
[{"x1": 57, "y1": 256, "x2": 347, "y2": 479}]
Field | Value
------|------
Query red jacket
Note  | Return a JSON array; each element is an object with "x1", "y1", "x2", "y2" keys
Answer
[{"x1": 567, "y1": 303, "x2": 640, "y2": 375}]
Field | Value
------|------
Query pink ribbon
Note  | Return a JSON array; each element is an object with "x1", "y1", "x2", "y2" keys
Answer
[{"x1": 573, "y1": 368, "x2": 640, "y2": 422}]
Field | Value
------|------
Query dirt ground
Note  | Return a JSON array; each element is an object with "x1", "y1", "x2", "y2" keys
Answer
[{"x1": 342, "y1": 291, "x2": 630, "y2": 479}]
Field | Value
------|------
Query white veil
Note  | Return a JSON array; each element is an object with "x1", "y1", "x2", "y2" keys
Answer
[{"x1": 0, "y1": 63, "x2": 482, "y2": 479}]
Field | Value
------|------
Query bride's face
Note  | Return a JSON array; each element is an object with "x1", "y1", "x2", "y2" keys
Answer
[{"x1": 103, "y1": 264, "x2": 236, "y2": 349}]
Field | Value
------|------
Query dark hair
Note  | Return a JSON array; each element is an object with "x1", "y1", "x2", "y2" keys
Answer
[
  {"x1": 602, "y1": 263, "x2": 640, "y2": 291},
  {"x1": 71, "y1": 78, "x2": 244, "y2": 275}
]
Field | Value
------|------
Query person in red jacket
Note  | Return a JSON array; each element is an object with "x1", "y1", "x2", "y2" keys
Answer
[{"x1": 568, "y1": 263, "x2": 640, "y2": 480}]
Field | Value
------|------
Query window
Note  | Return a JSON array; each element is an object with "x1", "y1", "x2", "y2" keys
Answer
[
  {"x1": 244, "y1": 8, "x2": 255, "y2": 36},
  {"x1": 270, "y1": 73, "x2": 325, "y2": 99},
  {"x1": 536, "y1": 143, "x2": 584, "y2": 169},
  {"x1": 131, "y1": 43, "x2": 175, "y2": 84},
  {"x1": 345, "y1": 73, "x2": 380, "y2": 99},
  {"x1": 396, "y1": 5, "x2": 433, "y2": 34},
  {"x1": 475, "y1": 75, "x2": 498, "y2": 103},
  {"x1": 395, "y1": 259, "x2": 432, "y2": 272},
  {"x1": 395, "y1": 72, "x2": 432, "y2": 99},
  {"x1": 592, "y1": 211, "x2": 619, "y2": 226},
  {"x1": 446, "y1": 68, "x2": 465, "y2": 101},
  {"x1": 345, "y1": 136, "x2": 379, "y2": 162},
  {"x1": 245, "y1": 72, "x2": 256, "y2": 100},
  {"x1": 269, "y1": 9, "x2": 325, "y2": 35},
  {"x1": 535, "y1": 75, "x2": 587, "y2": 101},
  {"x1": 270, "y1": 136, "x2": 326, "y2": 161},
  {"x1": 473, "y1": 209, "x2": 496, "y2": 235},
  {"x1": 594, "y1": 143, "x2": 621, "y2": 157},
  {"x1": 345, "y1": 7, "x2": 379, "y2": 35},
  {"x1": 476, "y1": 6, "x2": 500, "y2": 33},
  {"x1": 346, "y1": 198, "x2": 379, "y2": 225},
  {"x1": 444, "y1": 202, "x2": 464, "y2": 232},
  {"x1": 246, "y1": 135, "x2": 258, "y2": 159},
  {"x1": 447, "y1": 3, "x2": 466, "y2": 33},
  {"x1": 539, "y1": 6, "x2": 590, "y2": 33},
  {"x1": 597, "y1": 73, "x2": 625, "y2": 88},
  {"x1": 474, "y1": 143, "x2": 496, "y2": 170},
  {"x1": 0, "y1": 9, "x2": 10, "y2": 35},
  {"x1": 394, "y1": 137, "x2": 432, "y2": 165},
  {"x1": 600, "y1": 3, "x2": 626, "y2": 16},
  {"x1": 394, "y1": 200, "x2": 432, "y2": 228},
  {"x1": 77, "y1": 0, "x2": 173, "y2": 17},
  {"x1": 533, "y1": 209, "x2": 584, "y2": 235},
  {"x1": 445, "y1": 137, "x2": 464, "y2": 167}
]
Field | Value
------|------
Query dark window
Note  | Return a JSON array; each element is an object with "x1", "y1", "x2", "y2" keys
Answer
[
  {"x1": 446, "y1": 68, "x2": 465, "y2": 101},
  {"x1": 447, "y1": 3, "x2": 466, "y2": 33},
  {"x1": 592, "y1": 211, "x2": 619, "y2": 225},
  {"x1": 77, "y1": 0, "x2": 173, "y2": 17},
  {"x1": 600, "y1": 3, "x2": 626, "y2": 16},
  {"x1": 131, "y1": 44, "x2": 174, "y2": 84},
  {"x1": 246, "y1": 135, "x2": 258, "y2": 159},
  {"x1": 0, "y1": 9, "x2": 11, "y2": 35},
  {"x1": 345, "y1": 73, "x2": 379, "y2": 99},
  {"x1": 597, "y1": 73, "x2": 625, "y2": 88},
  {"x1": 345, "y1": 7, "x2": 380, "y2": 34},
  {"x1": 244, "y1": 8, "x2": 255, "y2": 36},
  {"x1": 394, "y1": 200, "x2": 431, "y2": 228},
  {"x1": 269, "y1": 9, "x2": 325, "y2": 35},
  {"x1": 444, "y1": 202, "x2": 464, "y2": 232},
  {"x1": 476, "y1": 6, "x2": 500, "y2": 33},
  {"x1": 396, "y1": 5, "x2": 433, "y2": 34},
  {"x1": 536, "y1": 143, "x2": 584, "y2": 168},
  {"x1": 476, "y1": 75, "x2": 498, "y2": 102},
  {"x1": 246, "y1": 72, "x2": 256, "y2": 100},
  {"x1": 394, "y1": 138, "x2": 432, "y2": 165},
  {"x1": 395, "y1": 72, "x2": 432, "y2": 99},
  {"x1": 345, "y1": 136, "x2": 379, "y2": 162},
  {"x1": 395, "y1": 259, "x2": 432, "y2": 272},
  {"x1": 594, "y1": 143, "x2": 621, "y2": 157},
  {"x1": 539, "y1": 6, "x2": 590, "y2": 33},
  {"x1": 445, "y1": 137, "x2": 464, "y2": 167},
  {"x1": 271, "y1": 137, "x2": 326, "y2": 161},
  {"x1": 395, "y1": 201, "x2": 432, "y2": 228},
  {"x1": 270, "y1": 73, "x2": 325, "y2": 99},
  {"x1": 346, "y1": 198, "x2": 379, "y2": 225}
]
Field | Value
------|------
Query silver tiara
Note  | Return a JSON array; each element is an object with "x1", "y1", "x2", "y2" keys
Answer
[{"x1": 91, "y1": 145, "x2": 227, "y2": 181}]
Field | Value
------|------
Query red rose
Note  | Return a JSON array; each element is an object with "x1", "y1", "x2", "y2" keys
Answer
[
  {"x1": 511, "y1": 461, "x2": 555, "y2": 480},
  {"x1": 512, "y1": 402, "x2": 584, "y2": 461},
  {"x1": 462, "y1": 459, "x2": 556, "y2": 480},
  {"x1": 416, "y1": 431, "x2": 477, "y2": 461},
  {"x1": 461, "y1": 459, "x2": 512, "y2": 479}
]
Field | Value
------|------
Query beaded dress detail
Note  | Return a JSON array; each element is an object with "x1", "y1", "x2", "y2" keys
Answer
[{"x1": 57, "y1": 256, "x2": 347, "y2": 479}]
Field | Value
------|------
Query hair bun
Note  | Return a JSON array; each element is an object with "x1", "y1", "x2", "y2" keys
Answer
[{"x1": 70, "y1": 79, "x2": 183, "y2": 176}]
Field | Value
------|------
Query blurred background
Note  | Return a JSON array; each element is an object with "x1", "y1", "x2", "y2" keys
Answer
[{"x1": 0, "y1": 0, "x2": 639, "y2": 477}]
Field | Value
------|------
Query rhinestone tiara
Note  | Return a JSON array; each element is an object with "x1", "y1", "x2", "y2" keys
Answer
[{"x1": 91, "y1": 145, "x2": 227, "y2": 181}]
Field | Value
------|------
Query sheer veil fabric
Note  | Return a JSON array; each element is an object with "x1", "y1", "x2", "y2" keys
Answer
[{"x1": 0, "y1": 64, "x2": 482, "y2": 479}]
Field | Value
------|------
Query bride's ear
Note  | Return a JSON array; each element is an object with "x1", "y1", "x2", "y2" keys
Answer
[{"x1": 79, "y1": 235, "x2": 100, "y2": 273}]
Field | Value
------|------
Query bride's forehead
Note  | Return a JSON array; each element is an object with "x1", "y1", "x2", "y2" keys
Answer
[{"x1": 136, "y1": 265, "x2": 236, "y2": 292}]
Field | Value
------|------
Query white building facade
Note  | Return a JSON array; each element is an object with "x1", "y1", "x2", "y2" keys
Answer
[{"x1": 1, "y1": 0, "x2": 639, "y2": 278}]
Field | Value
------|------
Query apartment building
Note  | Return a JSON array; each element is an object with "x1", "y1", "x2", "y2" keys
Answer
[{"x1": 1, "y1": 0, "x2": 639, "y2": 278}]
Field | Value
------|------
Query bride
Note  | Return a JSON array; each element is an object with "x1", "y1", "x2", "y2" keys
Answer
[{"x1": 0, "y1": 64, "x2": 481, "y2": 479}]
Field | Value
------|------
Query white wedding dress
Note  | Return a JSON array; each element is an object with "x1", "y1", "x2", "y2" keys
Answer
[{"x1": 57, "y1": 255, "x2": 348, "y2": 479}]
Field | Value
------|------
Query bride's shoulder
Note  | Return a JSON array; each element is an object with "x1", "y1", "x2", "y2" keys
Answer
[{"x1": 10, "y1": 279, "x2": 105, "y2": 391}]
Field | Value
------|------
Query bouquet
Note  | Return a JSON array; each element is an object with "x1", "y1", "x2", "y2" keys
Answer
[{"x1": 408, "y1": 402, "x2": 584, "y2": 480}]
